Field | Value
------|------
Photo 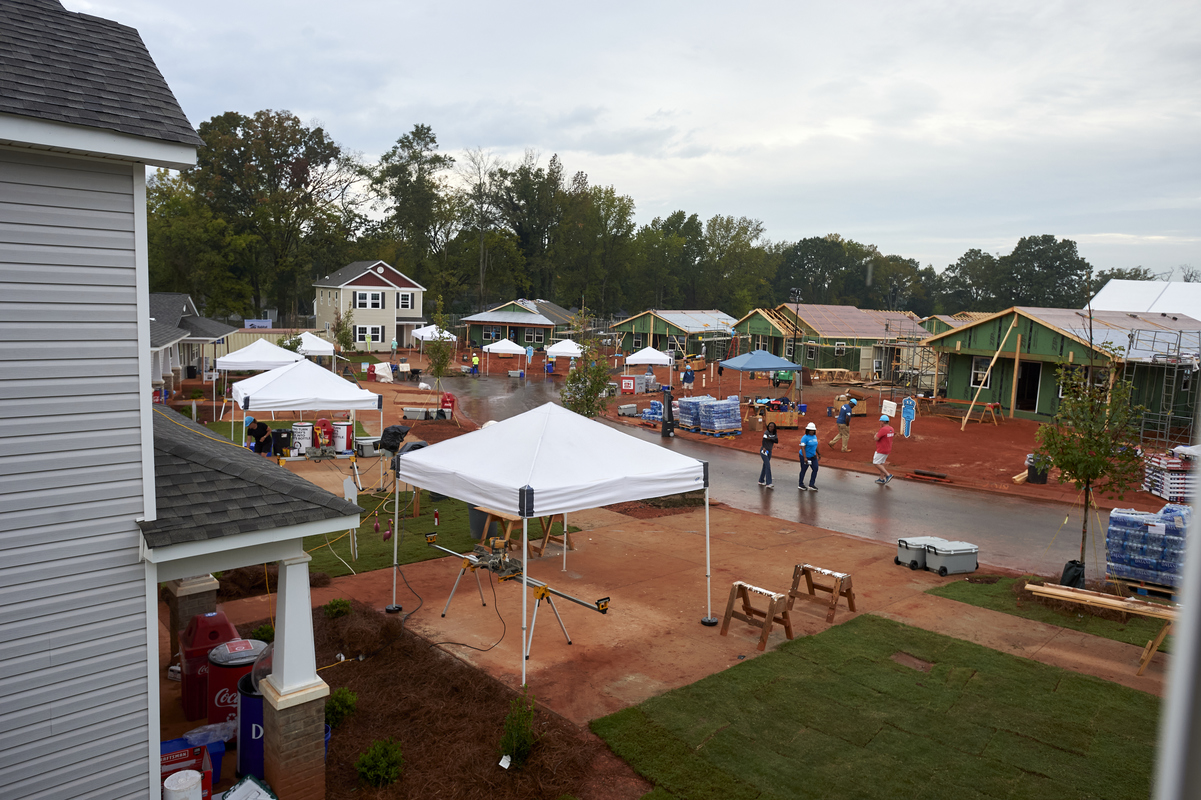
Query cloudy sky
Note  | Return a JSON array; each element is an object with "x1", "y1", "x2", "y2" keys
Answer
[{"x1": 71, "y1": 0, "x2": 1200, "y2": 274}]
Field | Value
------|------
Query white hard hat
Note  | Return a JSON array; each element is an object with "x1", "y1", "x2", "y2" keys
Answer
[{"x1": 806, "y1": 422, "x2": 817, "y2": 431}]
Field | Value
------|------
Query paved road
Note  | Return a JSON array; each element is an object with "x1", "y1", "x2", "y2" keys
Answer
[{"x1": 451, "y1": 376, "x2": 1107, "y2": 580}]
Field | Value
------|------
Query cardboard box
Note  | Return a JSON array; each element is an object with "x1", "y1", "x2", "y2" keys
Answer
[{"x1": 161, "y1": 743, "x2": 212, "y2": 800}]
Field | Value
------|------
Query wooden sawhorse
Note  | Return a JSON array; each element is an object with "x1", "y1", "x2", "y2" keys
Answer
[
  {"x1": 788, "y1": 564, "x2": 857, "y2": 623},
  {"x1": 476, "y1": 507, "x2": 522, "y2": 551},
  {"x1": 533, "y1": 513, "x2": 573, "y2": 557},
  {"x1": 719, "y1": 581, "x2": 794, "y2": 651}
]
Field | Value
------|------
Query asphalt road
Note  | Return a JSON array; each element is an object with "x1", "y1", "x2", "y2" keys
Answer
[{"x1": 451, "y1": 375, "x2": 1108, "y2": 580}]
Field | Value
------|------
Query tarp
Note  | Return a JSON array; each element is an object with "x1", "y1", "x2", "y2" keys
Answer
[
  {"x1": 215, "y1": 338, "x2": 304, "y2": 371},
  {"x1": 412, "y1": 324, "x2": 457, "y2": 342},
  {"x1": 296, "y1": 331, "x2": 334, "y2": 357},
  {"x1": 373, "y1": 362, "x2": 393, "y2": 383},
  {"x1": 546, "y1": 339, "x2": 584, "y2": 358},
  {"x1": 232, "y1": 358, "x2": 382, "y2": 412},
  {"x1": 624, "y1": 346, "x2": 673, "y2": 366},
  {"x1": 391, "y1": 402, "x2": 714, "y2": 686},
  {"x1": 483, "y1": 338, "x2": 526, "y2": 355},
  {"x1": 719, "y1": 349, "x2": 802, "y2": 372}
]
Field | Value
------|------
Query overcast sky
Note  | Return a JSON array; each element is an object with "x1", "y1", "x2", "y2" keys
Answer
[{"x1": 71, "y1": 0, "x2": 1200, "y2": 275}]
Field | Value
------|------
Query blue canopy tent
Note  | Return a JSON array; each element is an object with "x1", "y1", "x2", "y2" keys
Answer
[{"x1": 719, "y1": 349, "x2": 804, "y2": 395}]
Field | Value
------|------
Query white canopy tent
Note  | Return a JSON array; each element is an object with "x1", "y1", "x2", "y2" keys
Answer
[
  {"x1": 624, "y1": 345, "x2": 674, "y2": 384},
  {"x1": 230, "y1": 358, "x2": 383, "y2": 442},
  {"x1": 392, "y1": 402, "x2": 712, "y2": 685},
  {"x1": 545, "y1": 339, "x2": 584, "y2": 359},
  {"x1": 482, "y1": 337, "x2": 528, "y2": 372},
  {"x1": 213, "y1": 338, "x2": 307, "y2": 419},
  {"x1": 413, "y1": 324, "x2": 458, "y2": 354},
  {"x1": 297, "y1": 331, "x2": 334, "y2": 359}
]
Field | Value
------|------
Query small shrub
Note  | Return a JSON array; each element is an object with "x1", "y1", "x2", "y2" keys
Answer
[
  {"x1": 189, "y1": 389, "x2": 205, "y2": 399},
  {"x1": 499, "y1": 686, "x2": 538, "y2": 768},
  {"x1": 356, "y1": 738, "x2": 403, "y2": 787},
  {"x1": 250, "y1": 623, "x2": 274, "y2": 644},
  {"x1": 325, "y1": 686, "x2": 358, "y2": 729},
  {"x1": 324, "y1": 598, "x2": 351, "y2": 619}
]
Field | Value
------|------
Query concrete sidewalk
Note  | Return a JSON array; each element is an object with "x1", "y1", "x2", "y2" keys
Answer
[{"x1": 208, "y1": 506, "x2": 1167, "y2": 729}]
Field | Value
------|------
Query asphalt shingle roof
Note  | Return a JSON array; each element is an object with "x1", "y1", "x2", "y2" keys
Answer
[
  {"x1": 0, "y1": 0, "x2": 202, "y2": 146},
  {"x1": 140, "y1": 411, "x2": 363, "y2": 548}
]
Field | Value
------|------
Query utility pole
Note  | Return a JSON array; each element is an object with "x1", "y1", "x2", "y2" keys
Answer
[{"x1": 789, "y1": 288, "x2": 802, "y2": 405}]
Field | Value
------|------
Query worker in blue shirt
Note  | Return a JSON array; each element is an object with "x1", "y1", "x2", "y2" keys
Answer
[
  {"x1": 829, "y1": 398, "x2": 856, "y2": 452},
  {"x1": 798, "y1": 421, "x2": 820, "y2": 490}
]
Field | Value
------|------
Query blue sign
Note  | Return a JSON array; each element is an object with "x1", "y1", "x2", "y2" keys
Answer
[{"x1": 901, "y1": 396, "x2": 917, "y2": 438}]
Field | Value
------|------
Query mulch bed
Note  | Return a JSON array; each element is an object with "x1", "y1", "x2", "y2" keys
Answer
[
  {"x1": 215, "y1": 565, "x2": 331, "y2": 601},
  {"x1": 603, "y1": 500, "x2": 696, "y2": 519},
  {"x1": 238, "y1": 601, "x2": 645, "y2": 799}
]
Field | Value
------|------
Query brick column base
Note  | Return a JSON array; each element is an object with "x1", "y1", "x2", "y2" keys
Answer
[
  {"x1": 262, "y1": 681, "x2": 329, "y2": 800},
  {"x1": 163, "y1": 576, "x2": 219, "y2": 667}
]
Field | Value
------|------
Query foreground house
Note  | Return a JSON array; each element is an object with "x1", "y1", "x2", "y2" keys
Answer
[
  {"x1": 312, "y1": 260, "x2": 426, "y2": 351},
  {"x1": 1, "y1": 3, "x2": 355, "y2": 797}
]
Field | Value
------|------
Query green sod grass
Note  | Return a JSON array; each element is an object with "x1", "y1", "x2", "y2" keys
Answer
[
  {"x1": 592, "y1": 615, "x2": 1158, "y2": 800},
  {"x1": 301, "y1": 489, "x2": 577, "y2": 579},
  {"x1": 928, "y1": 576, "x2": 1171, "y2": 652}
]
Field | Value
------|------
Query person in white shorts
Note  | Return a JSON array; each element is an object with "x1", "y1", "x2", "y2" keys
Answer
[{"x1": 873, "y1": 414, "x2": 894, "y2": 485}]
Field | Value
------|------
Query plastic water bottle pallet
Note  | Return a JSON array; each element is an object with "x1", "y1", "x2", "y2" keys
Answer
[
  {"x1": 1107, "y1": 576, "x2": 1178, "y2": 599},
  {"x1": 699, "y1": 428, "x2": 741, "y2": 437}
]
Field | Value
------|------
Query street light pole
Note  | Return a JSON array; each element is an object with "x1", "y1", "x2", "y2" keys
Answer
[{"x1": 789, "y1": 288, "x2": 802, "y2": 405}]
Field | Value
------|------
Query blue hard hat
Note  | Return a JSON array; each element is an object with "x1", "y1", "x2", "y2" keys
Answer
[
  {"x1": 879, "y1": 415, "x2": 890, "y2": 422},
  {"x1": 245, "y1": 416, "x2": 255, "y2": 426},
  {"x1": 850, "y1": 399, "x2": 857, "y2": 405}
]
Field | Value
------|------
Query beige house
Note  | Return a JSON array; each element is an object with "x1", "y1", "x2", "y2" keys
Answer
[{"x1": 313, "y1": 260, "x2": 425, "y2": 351}]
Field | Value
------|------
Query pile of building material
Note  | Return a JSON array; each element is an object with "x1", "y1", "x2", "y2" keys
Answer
[
  {"x1": 1143, "y1": 453, "x2": 1195, "y2": 502},
  {"x1": 1107, "y1": 504, "x2": 1190, "y2": 588}
]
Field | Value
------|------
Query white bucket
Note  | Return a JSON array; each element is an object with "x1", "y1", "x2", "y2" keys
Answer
[
  {"x1": 163, "y1": 769, "x2": 202, "y2": 800},
  {"x1": 332, "y1": 421, "x2": 353, "y2": 453},
  {"x1": 292, "y1": 422, "x2": 314, "y2": 450}
]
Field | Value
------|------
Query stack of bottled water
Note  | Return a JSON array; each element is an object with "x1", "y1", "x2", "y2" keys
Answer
[
  {"x1": 640, "y1": 400, "x2": 663, "y2": 422},
  {"x1": 1106, "y1": 504, "x2": 1190, "y2": 587}
]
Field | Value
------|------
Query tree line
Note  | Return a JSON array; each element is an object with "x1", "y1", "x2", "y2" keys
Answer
[{"x1": 148, "y1": 109, "x2": 1160, "y2": 325}]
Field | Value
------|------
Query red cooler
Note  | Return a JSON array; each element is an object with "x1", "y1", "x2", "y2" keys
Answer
[
  {"x1": 440, "y1": 392, "x2": 457, "y2": 417},
  {"x1": 180, "y1": 611, "x2": 238, "y2": 721},
  {"x1": 207, "y1": 639, "x2": 268, "y2": 731}
]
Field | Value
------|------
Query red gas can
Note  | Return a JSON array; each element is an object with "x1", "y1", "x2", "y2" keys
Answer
[
  {"x1": 207, "y1": 639, "x2": 268, "y2": 732},
  {"x1": 179, "y1": 611, "x2": 238, "y2": 721}
]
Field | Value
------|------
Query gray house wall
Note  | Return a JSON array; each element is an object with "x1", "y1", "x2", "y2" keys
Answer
[{"x1": 0, "y1": 148, "x2": 152, "y2": 799}]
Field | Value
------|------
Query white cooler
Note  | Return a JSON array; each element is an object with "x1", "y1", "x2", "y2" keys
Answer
[
  {"x1": 292, "y1": 422, "x2": 314, "y2": 451},
  {"x1": 925, "y1": 540, "x2": 979, "y2": 576},
  {"x1": 332, "y1": 421, "x2": 353, "y2": 453},
  {"x1": 895, "y1": 536, "x2": 948, "y2": 570}
]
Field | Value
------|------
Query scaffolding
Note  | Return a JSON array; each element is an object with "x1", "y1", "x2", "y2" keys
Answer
[
  {"x1": 1121, "y1": 329, "x2": 1201, "y2": 450},
  {"x1": 890, "y1": 339, "x2": 945, "y2": 396}
]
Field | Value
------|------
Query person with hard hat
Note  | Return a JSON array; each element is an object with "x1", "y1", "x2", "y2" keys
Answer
[
  {"x1": 471, "y1": 352, "x2": 480, "y2": 376},
  {"x1": 798, "y1": 421, "x2": 820, "y2": 491},
  {"x1": 245, "y1": 416, "x2": 273, "y2": 457},
  {"x1": 874, "y1": 414, "x2": 895, "y2": 485},
  {"x1": 829, "y1": 397, "x2": 857, "y2": 452}
]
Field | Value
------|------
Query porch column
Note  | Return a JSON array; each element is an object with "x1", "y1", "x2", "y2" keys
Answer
[
  {"x1": 261, "y1": 553, "x2": 329, "y2": 800},
  {"x1": 162, "y1": 575, "x2": 219, "y2": 670}
]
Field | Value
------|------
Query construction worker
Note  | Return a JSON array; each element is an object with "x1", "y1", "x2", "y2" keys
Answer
[
  {"x1": 829, "y1": 398, "x2": 856, "y2": 452},
  {"x1": 471, "y1": 352, "x2": 480, "y2": 376}
]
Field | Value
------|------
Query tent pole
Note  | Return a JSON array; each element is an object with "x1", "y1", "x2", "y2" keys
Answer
[
  {"x1": 521, "y1": 518, "x2": 529, "y2": 686},
  {"x1": 702, "y1": 486, "x2": 716, "y2": 626},
  {"x1": 562, "y1": 514, "x2": 567, "y2": 572},
  {"x1": 386, "y1": 466, "x2": 401, "y2": 613}
]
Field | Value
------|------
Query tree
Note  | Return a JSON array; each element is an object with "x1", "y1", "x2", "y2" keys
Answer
[
  {"x1": 369, "y1": 124, "x2": 455, "y2": 263},
  {"x1": 941, "y1": 249, "x2": 1000, "y2": 312},
  {"x1": 187, "y1": 110, "x2": 361, "y2": 318},
  {"x1": 276, "y1": 332, "x2": 302, "y2": 351},
  {"x1": 559, "y1": 311, "x2": 612, "y2": 418},
  {"x1": 1088, "y1": 266, "x2": 1159, "y2": 297},
  {"x1": 697, "y1": 215, "x2": 775, "y2": 315},
  {"x1": 1035, "y1": 341, "x2": 1145, "y2": 580},
  {"x1": 994, "y1": 235, "x2": 1092, "y2": 309},
  {"x1": 423, "y1": 296, "x2": 454, "y2": 387},
  {"x1": 332, "y1": 307, "x2": 355, "y2": 353},
  {"x1": 495, "y1": 151, "x2": 564, "y2": 299},
  {"x1": 459, "y1": 148, "x2": 502, "y2": 311}
]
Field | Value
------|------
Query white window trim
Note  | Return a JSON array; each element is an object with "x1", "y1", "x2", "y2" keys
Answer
[
  {"x1": 834, "y1": 341, "x2": 846, "y2": 357},
  {"x1": 396, "y1": 291, "x2": 414, "y2": 310},
  {"x1": 632, "y1": 335, "x2": 643, "y2": 349},
  {"x1": 806, "y1": 343, "x2": 817, "y2": 361},
  {"x1": 355, "y1": 325, "x2": 384, "y2": 343},
  {"x1": 971, "y1": 356, "x2": 992, "y2": 390},
  {"x1": 354, "y1": 291, "x2": 383, "y2": 309}
]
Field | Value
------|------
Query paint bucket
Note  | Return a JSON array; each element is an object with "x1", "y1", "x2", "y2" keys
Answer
[
  {"x1": 292, "y1": 422, "x2": 313, "y2": 450},
  {"x1": 163, "y1": 770, "x2": 202, "y2": 800},
  {"x1": 332, "y1": 421, "x2": 353, "y2": 453}
]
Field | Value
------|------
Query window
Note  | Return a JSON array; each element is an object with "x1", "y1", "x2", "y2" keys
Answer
[
  {"x1": 354, "y1": 291, "x2": 382, "y2": 309},
  {"x1": 786, "y1": 342, "x2": 794, "y2": 358},
  {"x1": 806, "y1": 343, "x2": 817, "y2": 361},
  {"x1": 1058, "y1": 366, "x2": 1111, "y2": 398},
  {"x1": 834, "y1": 341, "x2": 846, "y2": 357},
  {"x1": 1184, "y1": 372, "x2": 1193, "y2": 393},
  {"x1": 632, "y1": 335, "x2": 643, "y2": 349},
  {"x1": 396, "y1": 292, "x2": 414, "y2": 310},
  {"x1": 355, "y1": 325, "x2": 383, "y2": 343},
  {"x1": 533, "y1": 328, "x2": 545, "y2": 344},
  {"x1": 482, "y1": 325, "x2": 503, "y2": 341},
  {"x1": 971, "y1": 356, "x2": 992, "y2": 389}
]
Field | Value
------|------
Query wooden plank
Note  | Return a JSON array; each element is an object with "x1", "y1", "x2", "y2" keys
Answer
[
  {"x1": 962, "y1": 318, "x2": 1018, "y2": 430},
  {"x1": 1009, "y1": 333, "x2": 1021, "y2": 419},
  {"x1": 1024, "y1": 583, "x2": 1177, "y2": 621}
]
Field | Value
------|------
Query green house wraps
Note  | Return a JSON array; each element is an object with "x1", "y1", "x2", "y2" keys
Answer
[
  {"x1": 922, "y1": 307, "x2": 1201, "y2": 422},
  {"x1": 609, "y1": 309, "x2": 737, "y2": 357}
]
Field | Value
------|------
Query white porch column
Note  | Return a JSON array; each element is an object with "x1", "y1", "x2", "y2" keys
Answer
[{"x1": 266, "y1": 553, "x2": 323, "y2": 695}]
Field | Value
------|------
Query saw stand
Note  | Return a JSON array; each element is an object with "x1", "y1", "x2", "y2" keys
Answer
[
  {"x1": 525, "y1": 585, "x2": 572, "y2": 660},
  {"x1": 440, "y1": 556, "x2": 489, "y2": 617}
]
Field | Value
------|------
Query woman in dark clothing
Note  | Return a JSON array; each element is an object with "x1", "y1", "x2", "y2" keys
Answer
[
  {"x1": 758, "y1": 421, "x2": 778, "y2": 488},
  {"x1": 245, "y1": 417, "x2": 273, "y2": 456}
]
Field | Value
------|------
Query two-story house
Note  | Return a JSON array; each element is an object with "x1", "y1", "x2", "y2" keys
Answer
[{"x1": 312, "y1": 260, "x2": 425, "y2": 352}]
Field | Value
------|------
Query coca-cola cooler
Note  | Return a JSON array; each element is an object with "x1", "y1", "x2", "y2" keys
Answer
[
  {"x1": 207, "y1": 639, "x2": 268, "y2": 735},
  {"x1": 180, "y1": 611, "x2": 238, "y2": 721}
]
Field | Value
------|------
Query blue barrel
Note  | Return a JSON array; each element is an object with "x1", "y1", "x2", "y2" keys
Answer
[{"x1": 236, "y1": 673, "x2": 265, "y2": 779}]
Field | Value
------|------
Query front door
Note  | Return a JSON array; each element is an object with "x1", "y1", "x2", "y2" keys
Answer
[{"x1": 1016, "y1": 361, "x2": 1041, "y2": 412}]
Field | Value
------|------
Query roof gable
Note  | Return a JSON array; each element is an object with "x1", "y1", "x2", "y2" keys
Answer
[
  {"x1": 0, "y1": 0, "x2": 201, "y2": 146},
  {"x1": 314, "y1": 260, "x2": 424, "y2": 291},
  {"x1": 140, "y1": 411, "x2": 362, "y2": 548}
]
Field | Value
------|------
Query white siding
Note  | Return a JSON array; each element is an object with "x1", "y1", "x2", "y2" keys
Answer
[{"x1": 0, "y1": 148, "x2": 150, "y2": 799}]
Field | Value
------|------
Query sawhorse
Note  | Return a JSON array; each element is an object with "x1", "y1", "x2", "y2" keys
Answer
[
  {"x1": 440, "y1": 556, "x2": 488, "y2": 618},
  {"x1": 719, "y1": 581, "x2": 794, "y2": 651},
  {"x1": 788, "y1": 564, "x2": 857, "y2": 623},
  {"x1": 533, "y1": 513, "x2": 572, "y2": 557},
  {"x1": 525, "y1": 585, "x2": 572, "y2": 660}
]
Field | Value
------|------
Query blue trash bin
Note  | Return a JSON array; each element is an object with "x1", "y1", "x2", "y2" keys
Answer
[{"x1": 236, "y1": 673, "x2": 265, "y2": 780}]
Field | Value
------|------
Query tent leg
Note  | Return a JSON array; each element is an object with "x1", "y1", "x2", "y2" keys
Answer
[
  {"x1": 521, "y1": 518, "x2": 528, "y2": 685},
  {"x1": 386, "y1": 469, "x2": 401, "y2": 613},
  {"x1": 562, "y1": 514, "x2": 568, "y2": 572},
  {"x1": 702, "y1": 486, "x2": 717, "y2": 626}
]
